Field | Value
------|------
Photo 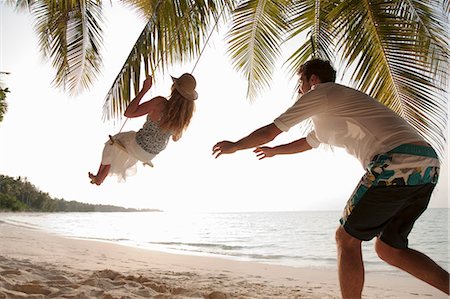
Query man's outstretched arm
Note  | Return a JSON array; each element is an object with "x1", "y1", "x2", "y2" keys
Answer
[
  {"x1": 212, "y1": 123, "x2": 282, "y2": 158},
  {"x1": 253, "y1": 137, "x2": 312, "y2": 160}
]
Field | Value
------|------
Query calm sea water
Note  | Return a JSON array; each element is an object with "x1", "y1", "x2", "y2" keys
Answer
[{"x1": 1, "y1": 209, "x2": 448, "y2": 273}]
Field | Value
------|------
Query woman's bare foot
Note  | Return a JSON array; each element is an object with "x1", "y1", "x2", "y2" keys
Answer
[
  {"x1": 89, "y1": 164, "x2": 110, "y2": 186},
  {"x1": 88, "y1": 172, "x2": 101, "y2": 185}
]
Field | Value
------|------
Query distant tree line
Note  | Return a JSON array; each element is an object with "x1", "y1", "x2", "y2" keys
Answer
[{"x1": 0, "y1": 174, "x2": 161, "y2": 212}]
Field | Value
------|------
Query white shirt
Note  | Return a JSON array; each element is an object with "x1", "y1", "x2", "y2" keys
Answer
[{"x1": 273, "y1": 82, "x2": 424, "y2": 168}]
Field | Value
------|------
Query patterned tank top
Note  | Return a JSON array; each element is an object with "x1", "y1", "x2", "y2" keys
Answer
[{"x1": 135, "y1": 115, "x2": 172, "y2": 155}]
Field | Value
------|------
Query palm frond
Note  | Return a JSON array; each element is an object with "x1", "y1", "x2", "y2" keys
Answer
[
  {"x1": 443, "y1": 0, "x2": 450, "y2": 14},
  {"x1": 226, "y1": 0, "x2": 291, "y2": 101},
  {"x1": 284, "y1": 0, "x2": 336, "y2": 76},
  {"x1": 123, "y1": 0, "x2": 234, "y2": 22},
  {"x1": 329, "y1": 0, "x2": 448, "y2": 155},
  {"x1": 101, "y1": 0, "x2": 162, "y2": 121},
  {"x1": 5, "y1": 0, "x2": 33, "y2": 10},
  {"x1": 102, "y1": 0, "x2": 228, "y2": 121},
  {"x1": 29, "y1": 0, "x2": 103, "y2": 95}
]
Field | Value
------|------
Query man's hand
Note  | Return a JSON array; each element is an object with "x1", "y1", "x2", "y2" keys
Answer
[
  {"x1": 212, "y1": 141, "x2": 237, "y2": 159},
  {"x1": 253, "y1": 147, "x2": 276, "y2": 160}
]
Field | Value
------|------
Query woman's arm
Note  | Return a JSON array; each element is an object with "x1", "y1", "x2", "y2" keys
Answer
[
  {"x1": 124, "y1": 76, "x2": 154, "y2": 118},
  {"x1": 253, "y1": 137, "x2": 312, "y2": 160}
]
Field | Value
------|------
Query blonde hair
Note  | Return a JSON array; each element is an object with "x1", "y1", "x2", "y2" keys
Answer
[{"x1": 159, "y1": 87, "x2": 195, "y2": 137}]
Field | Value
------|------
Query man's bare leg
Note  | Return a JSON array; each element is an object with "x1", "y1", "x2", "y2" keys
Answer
[
  {"x1": 336, "y1": 226, "x2": 364, "y2": 299},
  {"x1": 375, "y1": 238, "x2": 449, "y2": 294}
]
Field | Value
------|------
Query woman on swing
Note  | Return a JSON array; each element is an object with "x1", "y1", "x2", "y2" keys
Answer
[{"x1": 89, "y1": 73, "x2": 198, "y2": 185}]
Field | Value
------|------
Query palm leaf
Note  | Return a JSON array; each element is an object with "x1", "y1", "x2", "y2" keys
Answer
[
  {"x1": 329, "y1": 0, "x2": 448, "y2": 155},
  {"x1": 20, "y1": 0, "x2": 104, "y2": 95},
  {"x1": 284, "y1": 0, "x2": 336, "y2": 76},
  {"x1": 5, "y1": 0, "x2": 34, "y2": 10},
  {"x1": 103, "y1": 0, "x2": 230, "y2": 121},
  {"x1": 226, "y1": 0, "x2": 291, "y2": 101}
]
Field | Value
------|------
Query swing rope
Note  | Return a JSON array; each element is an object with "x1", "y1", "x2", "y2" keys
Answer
[
  {"x1": 112, "y1": 3, "x2": 224, "y2": 138},
  {"x1": 190, "y1": 5, "x2": 224, "y2": 74}
]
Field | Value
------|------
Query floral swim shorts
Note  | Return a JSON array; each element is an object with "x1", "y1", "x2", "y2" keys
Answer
[{"x1": 340, "y1": 144, "x2": 440, "y2": 248}]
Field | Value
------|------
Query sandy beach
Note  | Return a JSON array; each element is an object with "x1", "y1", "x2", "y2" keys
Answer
[{"x1": 0, "y1": 220, "x2": 447, "y2": 298}]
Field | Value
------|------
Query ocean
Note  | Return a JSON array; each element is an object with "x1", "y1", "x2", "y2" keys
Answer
[{"x1": 1, "y1": 208, "x2": 448, "y2": 273}]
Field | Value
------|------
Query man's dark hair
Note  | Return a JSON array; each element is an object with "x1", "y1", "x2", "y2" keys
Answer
[{"x1": 298, "y1": 59, "x2": 336, "y2": 83}]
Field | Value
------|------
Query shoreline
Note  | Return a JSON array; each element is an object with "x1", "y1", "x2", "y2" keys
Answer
[{"x1": 0, "y1": 221, "x2": 447, "y2": 298}]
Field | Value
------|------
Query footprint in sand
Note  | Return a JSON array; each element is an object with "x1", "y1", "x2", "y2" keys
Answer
[
  {"x1": 12, "y1": 283, "x2": 53, "y2": 295},
  {"x1": 208, "y1": 290, "x2": 228, "y2": 299},
  {"x1": 0, "y1": 269, "x2": 22, "y2": 276}
]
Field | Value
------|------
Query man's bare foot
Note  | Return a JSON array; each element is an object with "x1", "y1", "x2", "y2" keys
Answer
[{"x1": 88, "y1": 172, "x2": 101, "y2": 185}]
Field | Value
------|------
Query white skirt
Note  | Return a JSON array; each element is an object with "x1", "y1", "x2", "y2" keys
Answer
[{"x1": 101, "y1": 131, "x2": 156, "y2": 182}]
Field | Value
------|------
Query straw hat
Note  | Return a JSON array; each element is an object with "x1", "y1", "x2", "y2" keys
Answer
[{"x1": 171, "y1": 73, "x2": 198, "y2": 100}]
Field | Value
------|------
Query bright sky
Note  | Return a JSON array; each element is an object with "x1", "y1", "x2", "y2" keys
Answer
[{"x1": 1, "y1": 2, "x2": 448, "y2": 212}]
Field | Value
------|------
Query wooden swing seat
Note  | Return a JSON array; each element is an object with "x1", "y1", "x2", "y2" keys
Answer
[{"x1": 108, "y1": 135, "x2": 154, "y2": 168}]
